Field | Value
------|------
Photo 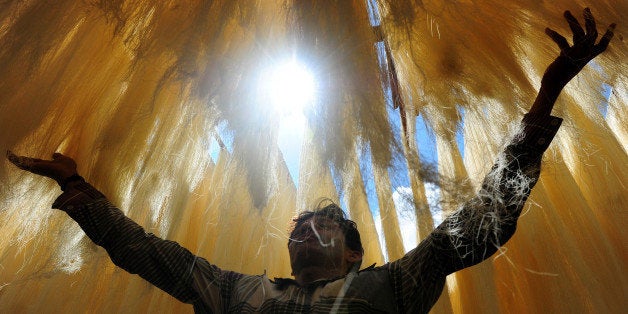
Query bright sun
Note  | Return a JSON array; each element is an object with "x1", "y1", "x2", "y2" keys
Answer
[{"x1": 262, "y1": 60, "x2": 315, "y2": 115}]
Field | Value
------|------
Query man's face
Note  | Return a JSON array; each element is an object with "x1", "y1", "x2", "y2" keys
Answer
[{"x1": 288, "y1": 215, "x2": 351, "y2": 276}]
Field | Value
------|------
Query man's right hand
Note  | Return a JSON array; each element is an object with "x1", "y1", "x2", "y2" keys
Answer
[{"x1": 6, "y1": 150, "x2": 78, "y2": 187}]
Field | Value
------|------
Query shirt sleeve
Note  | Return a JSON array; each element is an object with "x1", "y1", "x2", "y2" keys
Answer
[
  {"x1": 388, "y1": 113, "x2": 562, "y2": 313},
  {"x1": 51, "y1": 182, "x2": 243, "y2": 309}
]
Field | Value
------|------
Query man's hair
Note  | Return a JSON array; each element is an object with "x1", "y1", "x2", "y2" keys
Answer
[{"x1": 289, "y1": 200, "x2": 364, "y2": 254}]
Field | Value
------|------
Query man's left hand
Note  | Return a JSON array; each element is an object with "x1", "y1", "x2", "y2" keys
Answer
[{"x1": 543, "y1": 8, "x2": 616, "y2": 87}]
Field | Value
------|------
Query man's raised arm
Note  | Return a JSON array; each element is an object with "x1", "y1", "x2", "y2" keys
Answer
[
  {"x1": 387, "y1": 8, "x2": 615, "y2": 313},
  {"x1": 434, "y1": 8, "x2": 616, "y2": 273},
  {"x1": 5, "y1": 151, "x2": 237, "y2": 311}
]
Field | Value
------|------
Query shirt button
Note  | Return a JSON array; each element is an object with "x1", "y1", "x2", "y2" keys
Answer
[
  {"x1": 537, "y1": 138, "x2": 546, "y2": 145},
  {"x1": 550, "y1": 119, "x2": 559, "y2": 126},
  {"x1": 66, "y1": 205, "x2": 74, "y2": 210}
]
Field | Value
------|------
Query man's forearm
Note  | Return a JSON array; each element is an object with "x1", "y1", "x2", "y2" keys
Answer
[
  {"x1": 529, "y1": 54, "x2": 577, "y2": 117},
  {"x1": 52, "y1": 181, "x2": 200, "y2": 303},
  {"x1": 530, "y1": 80, "x2": 563, "y2": 117},
  {"x1": 431, "y1": 114, "x2": 562, "y2": 275}
]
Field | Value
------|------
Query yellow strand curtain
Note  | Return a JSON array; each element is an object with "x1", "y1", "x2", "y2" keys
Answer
[{"x1": 1, "y1": 0, "x2": 626, "y2": 312}]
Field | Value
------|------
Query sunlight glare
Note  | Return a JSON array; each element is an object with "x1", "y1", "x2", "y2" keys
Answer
[{"x1": 264, "y1": 60, "x2": 315, "y2": 115}]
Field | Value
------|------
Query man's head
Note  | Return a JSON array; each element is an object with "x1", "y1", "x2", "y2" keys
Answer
[{"x1": 287, "y1": 201, "x2": 364, "y2": 281}]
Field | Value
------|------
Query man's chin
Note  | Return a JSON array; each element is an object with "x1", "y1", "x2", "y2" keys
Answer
[{"x1": 291, "y1": 249, "x2": 336, "y2": 270}]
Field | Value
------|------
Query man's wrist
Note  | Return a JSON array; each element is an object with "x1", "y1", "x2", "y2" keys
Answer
[
  {"x1": 530, "y1": 85, "x2": 561, "y2": 116},
  {"x1": 59, "y1": 174, "x2": 85, "y2": 191},
  {"x1": 542, "y1": 57, "x2": 580, "y2": 87}
]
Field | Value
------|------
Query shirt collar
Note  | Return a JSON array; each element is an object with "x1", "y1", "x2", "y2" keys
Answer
[{"x1": 271, "y1": 263, "x2": 376, "y2": 290}]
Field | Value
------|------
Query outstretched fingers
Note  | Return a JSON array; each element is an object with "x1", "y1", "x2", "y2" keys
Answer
[
  {"x1": 594, "y1": 23, "x2": 616, "y2": 56},
  {"x1": 583, "y1": 8, "x2": 598, "y2": 43},
  {"x1": 6, "y1": 150, "x2": 42, "y2": 172},
  {"x1": 7, "y1": 150, "x2": 77, "y2": 182},
  {"x1": 564, "y1": 10, "x2": 585, "y2": 43},
  {"x1": 551, "y1": 8, "x2": 616, "y2": 57},
  {"x1": 545, "y1": 28, "x2": 569, "y2": 51}
]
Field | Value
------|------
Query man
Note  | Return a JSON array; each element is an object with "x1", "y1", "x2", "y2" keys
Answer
[{"x1": 6, "y1": 8, "x2": 615, "y2": 313}]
